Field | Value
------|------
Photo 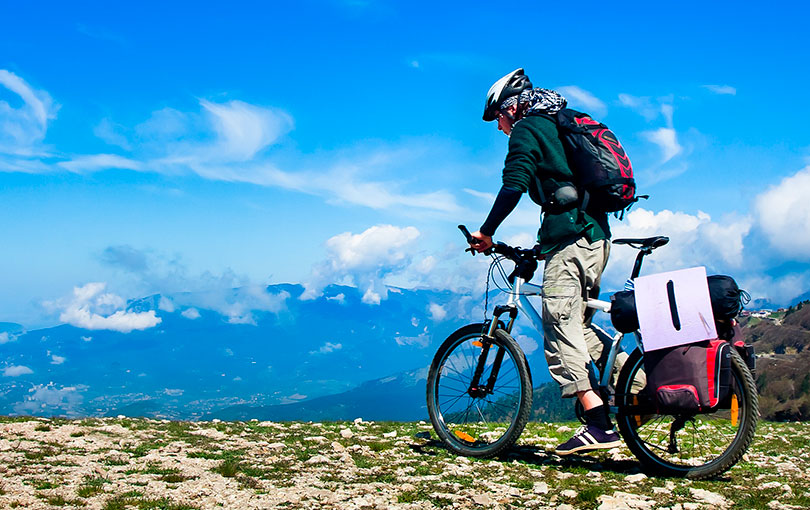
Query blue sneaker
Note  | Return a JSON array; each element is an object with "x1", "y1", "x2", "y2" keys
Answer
[{"x1": 555, "y1": 425, "x2": 622, "y2": 455}]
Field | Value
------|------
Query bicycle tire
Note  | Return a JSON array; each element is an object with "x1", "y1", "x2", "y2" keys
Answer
[
  {"x1": 426, "y1": 323, "x2": 532, "y2": 458},
  {"x1": 615, "y1": 346, "x2": 758, "y2": 479}
]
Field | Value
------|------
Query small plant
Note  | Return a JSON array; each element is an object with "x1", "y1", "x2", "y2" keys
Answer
[
  {"x1": 77, "y1": 477, "x2": 108, "y2": 498},
  {"x1": 34, "y1": 480, "x2": 59, "y2": 490},
  {"x1": 215, "y1": 459, "x2": 241, "y2": 478},
  {"x1": 35, "y1": 423, "x2": 51, "y2": 432}
]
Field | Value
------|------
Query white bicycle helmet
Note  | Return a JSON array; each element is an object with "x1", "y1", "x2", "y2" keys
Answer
[{"x1": 483, "y1": 68, "x2": 533, "y2": 121}]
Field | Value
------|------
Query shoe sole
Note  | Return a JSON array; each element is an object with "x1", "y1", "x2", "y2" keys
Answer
[{"x1": 555, "y1": 439, "x2": 622, "y2": 456}]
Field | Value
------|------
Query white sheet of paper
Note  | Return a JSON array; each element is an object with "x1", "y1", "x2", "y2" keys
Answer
[{"x1": 634, "y1": 266, "x2": 717, "y2": 351}]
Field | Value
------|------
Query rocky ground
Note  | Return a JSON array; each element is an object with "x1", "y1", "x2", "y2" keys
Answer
[{"x1": 0, "y1": 417, "x2": 808, "y2": 509}]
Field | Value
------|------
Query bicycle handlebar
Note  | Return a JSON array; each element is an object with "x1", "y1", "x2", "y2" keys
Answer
[{"x1": 459, "y1": 225, "x2": 541, "y2": 282}]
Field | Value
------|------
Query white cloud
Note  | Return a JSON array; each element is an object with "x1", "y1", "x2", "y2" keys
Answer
[
  {"x1": 395, "y1": 327, "x2": 431, "y2": 348},
  {"x1": 81, "y1": 336, "x2": 92, "y2": 342},
  {"x1": 618, "y1": 93, "x2": 658, "y2": 121},
  {"x1": 0, "y1": 332, "x2": 16, "y2": 344},
  {"x1": 302, "y1": 225, "x2": 421, "y2": 302},
  {"x1": 58, "y1": 154, "x2": 142, "y2": 173},
  {"x1": 3, "y1": 365, "x2": 33, "y2": 377},
  {"x1": 94, "y1": 118, "x2": 132, "y2": 149},
  {"x1": 514, "y1": 333, "x2": 539, "y2": 355},
  {"x1": 754, "y1": 166, "x2": 810, "y2": 260},
  {"x1": 310, "y1": 342, "x2": 343, "y2": 355},
  {"x1": 428, "y1": 303, "x2": 447, "y2": 321},
  {"x1": 703, "y1": 85, "x2": 737, "y2": 96},
  {"x1": 98, "y1": 245, "x2": 290, "y2": 324},
  {"x1": 12, "y1": 383, "x2": 85, "y2": 417},
  {"x1": 54, "y1": 282, "x2": 162, "y2": 333},
  {"x1": 199, "y1": 99, "x2": 293, "y2": 161},
  {"x1": 641, "y1": 104, "x2": 681, "y2": 163},
  {"x1": 604, "y1": 207, "x2": 753, "y2": 290},
  {"x1": 0, "y1": 69, "x2": 57, "y2": 154},
  {"x1": 158, "y1": 297, "x2": 175, "y2": 313},
  {"x1": 326, "y1": 293, "x2": 345, "y2": 304},
  {"x1": 181, "y1": 307, "x2": 200, "y2": 319},
  {"x1": 50, "y1": 354, "x2": 66, "y2": 365},
  {"x1": 557, "y1": 86, "x2": 607, "y2": 116}
]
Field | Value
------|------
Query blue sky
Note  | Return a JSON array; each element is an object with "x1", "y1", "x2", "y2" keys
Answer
[{"x1": 1, "y1": 1, "x2": 809, "y2": 329}]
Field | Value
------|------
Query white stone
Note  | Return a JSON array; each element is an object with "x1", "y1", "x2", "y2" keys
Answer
[
  {"x1": 383, "y1": 431, "x2": 397, "y2": 438},
  {"x1": 472, "y1": 494, "x2": 492, "y2": 505},
  {"x1": 688, "y1": 488, "x2": 728, "y2": 506},
  {"x1": 624, "y1": 473, "x2": 648, "y2": 483},
  {"x1": 597, "y1": 491, "x2": 655, "y2": 510},
  {"x1": 306, "y1": 454, "x2": 330, "y2": 465},
  {"x1": 561, "y1": 489, "x2": 578, "y2": 499},
  {"x1": 340, "y1": 428, "x2": 354, "y2": 439},
  {"x1": 533, "y1": 481, "x2": 549, "y2": 494}
]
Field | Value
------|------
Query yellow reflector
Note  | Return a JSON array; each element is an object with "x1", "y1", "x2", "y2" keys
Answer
[
  {"x1": 633, "y1": 395, "x2": 642, "y2": 427},
  {"x1": 454, "y1": 430, "x2": 475, "y2": 442},
  {"x1": 731, "y1": 394, "x2": 739, "y2": 426},
  {"x1": 472, "y1": 341, "x2": 483, "y2": 347}
]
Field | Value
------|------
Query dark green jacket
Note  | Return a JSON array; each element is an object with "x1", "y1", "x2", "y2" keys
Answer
[{"x1": 502, "y1": 115, "x2": 610, "y2": 254}]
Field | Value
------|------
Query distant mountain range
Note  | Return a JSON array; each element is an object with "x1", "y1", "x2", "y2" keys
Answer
[{"x1": 0, "y1": 283, "x2": 553, "y2": 420}]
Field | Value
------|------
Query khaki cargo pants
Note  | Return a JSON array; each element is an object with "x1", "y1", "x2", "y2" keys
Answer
[{"x1": 542, "y1": 237, "x2": 615, "y2": 398}]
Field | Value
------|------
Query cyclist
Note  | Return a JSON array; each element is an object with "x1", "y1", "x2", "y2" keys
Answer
[{"x1": 469, "y1": 68, "x2": 620, "y2": 455}]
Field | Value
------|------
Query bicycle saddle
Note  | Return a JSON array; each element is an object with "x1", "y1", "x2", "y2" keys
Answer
[{"x1": 613, "y1": 236, "x2": 670, "y2": 250}]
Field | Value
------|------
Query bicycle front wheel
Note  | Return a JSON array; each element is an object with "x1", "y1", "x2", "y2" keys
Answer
[
  {"x1": 426, "y1": 323, "x2": 532, "y2": 458},
  {"x1": 615, "y1": 347, "x2": 758, "y2": 479}
]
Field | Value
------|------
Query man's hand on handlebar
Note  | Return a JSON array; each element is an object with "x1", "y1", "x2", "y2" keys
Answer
[{"x1": 469, "y1": 231, "x2": 493, "y2": 253}]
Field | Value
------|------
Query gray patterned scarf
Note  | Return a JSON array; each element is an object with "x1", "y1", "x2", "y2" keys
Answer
[{"x1": 500, "y1": 88, "x2": 567, "y2": 116}]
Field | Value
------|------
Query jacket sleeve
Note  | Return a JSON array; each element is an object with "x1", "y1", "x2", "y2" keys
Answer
[
  {"x1": 502, "y1": 121, "x2": 542, "y2": 192},
  {"x1": 479, "y1": 186, "x2": 522, "y2": 236}
]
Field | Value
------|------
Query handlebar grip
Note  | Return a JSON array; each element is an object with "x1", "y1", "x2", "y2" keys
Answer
[{"x1": 458, "y1": 225, "x2": 474, "y2": 243}]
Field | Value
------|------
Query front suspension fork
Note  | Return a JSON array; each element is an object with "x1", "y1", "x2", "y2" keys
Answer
[{"x1": 469, "y1": 305, "x2": 518, "y2": 397}]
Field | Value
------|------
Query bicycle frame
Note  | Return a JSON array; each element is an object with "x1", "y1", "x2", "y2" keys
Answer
[{"x1": 485, "y1": 273, "x2": 644, "y2": 413}]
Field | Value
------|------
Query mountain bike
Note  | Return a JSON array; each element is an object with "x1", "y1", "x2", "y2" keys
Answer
[{"x1": 425, "y1": 226, "x2": 758, "y2": 479}]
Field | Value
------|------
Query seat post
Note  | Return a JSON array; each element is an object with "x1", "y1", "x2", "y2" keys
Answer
[{"x1": 630, "y1": 248, "x2": 652, "y2": 280}]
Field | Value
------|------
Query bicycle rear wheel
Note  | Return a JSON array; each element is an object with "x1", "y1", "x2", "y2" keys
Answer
[
  {"x1": 615, "y1": 347, "x2": 758, "y2": 479},
  {"x1": 426, "y1": 323, "x2": 532, "y2": 458}
]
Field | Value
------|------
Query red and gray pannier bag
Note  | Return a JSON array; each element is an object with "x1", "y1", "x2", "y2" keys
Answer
[{"x1": 643, "y1": 339, "x2": 732, "y2": 414}]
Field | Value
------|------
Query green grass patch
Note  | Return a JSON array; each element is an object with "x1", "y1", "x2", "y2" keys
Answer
[
  {"x1": 24, "y1": 446, "x2": 59, "y2": 460},
  {"x1": 125, "y1": 440, "x2": 165, "y2": 458},
  {"x1": 36, "y1": 493, "x2": 86, "y2": 507},
  {"x1": 214, "y1": 458, "x2": 241, "y2": 478},
  {"x1": 576, "y1": 486, "x2": 604, "y2": 508},
  {"x1": 35, "y1": 423, "x2": 51, "y2": 432},
  {"x1": 77, "y1": 477, "x2": 107, "y2": 498},
  {"x1": 102, "y1": 494, "x2": 199, "y2": 510},
  {"x1": 34, "y1": 480, "x2": 60, "y2": 490}
]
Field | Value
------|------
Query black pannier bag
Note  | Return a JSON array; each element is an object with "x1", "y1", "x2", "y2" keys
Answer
[
  {"x1": 610, "y1": 290, "x2": 638, "y2": 333},
  {"x1": 707, "y1": 275, "x2": 750, "y2": 339},
  {"x1": 609, "y1": 275, "x2": 750, "y2": 337},
  {"x1": 643, "y1": 340, "x2": 732, "y2": 414}
]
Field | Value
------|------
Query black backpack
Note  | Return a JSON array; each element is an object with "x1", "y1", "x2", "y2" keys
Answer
[{"x1": 536, "y1": 108, "x2": 640, "y2": 215}]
